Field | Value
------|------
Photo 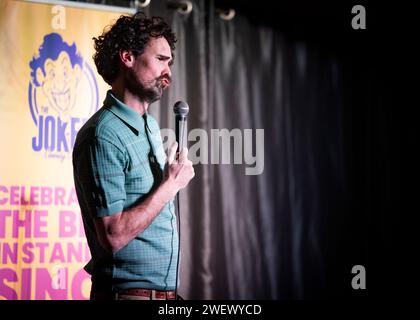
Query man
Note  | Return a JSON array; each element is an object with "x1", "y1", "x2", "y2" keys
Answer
[{"x1": 72, "y1": 12, "x2": 194, "y2": 300}]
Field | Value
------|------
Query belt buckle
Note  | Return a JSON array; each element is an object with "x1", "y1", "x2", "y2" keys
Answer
[{"x1": 152, "y1": 290, "x2": 167, "y2": 300}]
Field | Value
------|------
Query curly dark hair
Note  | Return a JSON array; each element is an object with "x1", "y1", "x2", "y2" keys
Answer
[{"x1": 93, "y1": 12, "x2": 176, "y2": 85}]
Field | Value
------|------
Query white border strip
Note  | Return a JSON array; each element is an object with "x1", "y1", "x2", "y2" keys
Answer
[{"x1": 21, "y1": 0, "x2": 136, "y2": 13}]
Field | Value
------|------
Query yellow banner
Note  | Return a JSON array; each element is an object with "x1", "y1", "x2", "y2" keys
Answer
[{"x1": 0, "y1": 0, "x2": 132, "y2": 299}]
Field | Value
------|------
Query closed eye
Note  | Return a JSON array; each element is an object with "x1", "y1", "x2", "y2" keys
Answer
[{"x1": 157, "y1": 55, "x2": 173, "y2": 66}]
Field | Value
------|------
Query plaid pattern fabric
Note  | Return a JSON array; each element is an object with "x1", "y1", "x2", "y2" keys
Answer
[{"x1": 73, "y1": 91, "x2": 178, "y2": 290}]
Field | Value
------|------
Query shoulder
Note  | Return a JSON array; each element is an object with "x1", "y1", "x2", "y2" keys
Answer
[{"x1": 74, "y1": 107, "x2": 127, "y2": 152}]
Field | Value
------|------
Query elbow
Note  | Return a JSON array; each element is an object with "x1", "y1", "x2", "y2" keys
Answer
[
  {"x1": 98, "y1": 233, "x2": 127, "y2": 253},
  {"x1": 94, "y1": 214, "x2": 131, "y2": 253}
]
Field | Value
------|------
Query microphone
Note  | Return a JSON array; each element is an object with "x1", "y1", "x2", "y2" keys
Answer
[
  {"x1": 172, "y1": 101, "x2": 189, "y2": 299},
  {"x1": 173, "y1": 101, "x2": 189, "y2": 152}
]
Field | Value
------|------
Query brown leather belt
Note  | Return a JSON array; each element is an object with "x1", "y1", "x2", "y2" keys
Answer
[{"x1": 118, "y1": 288, "x2": 176, "y2": 300}]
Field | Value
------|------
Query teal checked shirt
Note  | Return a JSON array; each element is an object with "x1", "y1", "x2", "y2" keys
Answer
[{"x1": 72, "y1": 90, "x2": 178, "y2": 291}]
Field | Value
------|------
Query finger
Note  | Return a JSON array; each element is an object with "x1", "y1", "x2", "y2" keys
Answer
[
  {"x1": 167, "y1": 142, "x2": 178, "y2": 164},
  {"x1": 177, "y1": 147, "x2": 188, "y2": 164}
]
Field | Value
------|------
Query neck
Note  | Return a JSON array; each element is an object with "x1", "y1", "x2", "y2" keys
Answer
[{"x1": 111, "y1": 80, "x2": 149, "y2": 116}]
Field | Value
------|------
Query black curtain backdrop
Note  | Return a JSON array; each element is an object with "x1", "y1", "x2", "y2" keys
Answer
[{"x1": 76, "y1": 0, "x2": 404, "y2": 299}]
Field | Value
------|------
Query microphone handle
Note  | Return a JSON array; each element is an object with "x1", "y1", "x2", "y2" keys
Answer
[{"x1": 175, "y1": 115, "x2": 187, "y2": 152}]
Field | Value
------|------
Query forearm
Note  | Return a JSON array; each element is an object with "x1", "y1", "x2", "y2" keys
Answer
[{"x1": 98, "y1": 179, "x2": 177, "y2": 253}]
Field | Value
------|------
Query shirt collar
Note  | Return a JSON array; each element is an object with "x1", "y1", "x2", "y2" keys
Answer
[{"x1": 103, "y1": 90, "x2": 147, "y2": 136}]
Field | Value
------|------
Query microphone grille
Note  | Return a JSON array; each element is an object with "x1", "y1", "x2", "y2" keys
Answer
[{"x1": 173, "y1": 101, "x2": 189, "y2": 116}]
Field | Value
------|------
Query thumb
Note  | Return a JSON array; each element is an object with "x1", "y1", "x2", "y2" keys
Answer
[{"x1": 167, "y1": 142, "x2": 178, "y2": 164}]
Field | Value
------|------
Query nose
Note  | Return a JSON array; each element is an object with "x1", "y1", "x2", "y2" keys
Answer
[
  {"x1": 162, "y1": 64, "x2": 171, "y2": 79},
  {"x1": 55, "y1": 76, "x2": 66, "y2": 91}
]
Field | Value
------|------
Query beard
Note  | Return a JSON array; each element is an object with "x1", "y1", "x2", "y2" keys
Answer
[{"x1": 125, "y1": 69, "x2": 164, "y2": 104}]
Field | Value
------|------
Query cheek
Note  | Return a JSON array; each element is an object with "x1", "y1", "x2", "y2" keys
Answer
[
  {"x1": 138, "y1": 71, "x2": 158, "y2": 85},
  {"x1": 43, "y1": 79, "x2": 52, "y2": 91},
  {"x1": 145, "y1": 66, "x2": 159, "y2": 78},
  {"x1": 133, "y1": 60, "x2": 161, "y2": 83},
  {"x1": 67, "y1": 73, "x2": 76, "y2": 86},
  {"x1": 141, "y1": 61, "x2": 161, "y2": 77}
]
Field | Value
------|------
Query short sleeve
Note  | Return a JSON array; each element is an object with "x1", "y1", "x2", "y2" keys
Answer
[{"x1": 73, "y1": 137, "x2": 126, "y2": 218}]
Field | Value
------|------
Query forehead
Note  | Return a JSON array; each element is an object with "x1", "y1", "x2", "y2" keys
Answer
[
  {"x1": 45, "y1": 51, "x2": 71, "y2": 69},
  {"x1": 143, "y1": 37, "x2": 172, "y2": 57}
]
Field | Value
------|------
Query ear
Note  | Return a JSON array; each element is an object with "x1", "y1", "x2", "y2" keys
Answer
[
  {"x1": 35, "y1": 67, "x2": 45, "y2": 85},
  {"x1": 119, "y1": 49, "x2": 135, "y2": 68}
]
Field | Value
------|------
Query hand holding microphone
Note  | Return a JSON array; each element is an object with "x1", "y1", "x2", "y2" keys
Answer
[{"x1": 165, "y1": 142, "x2": 194, "y2": 190}]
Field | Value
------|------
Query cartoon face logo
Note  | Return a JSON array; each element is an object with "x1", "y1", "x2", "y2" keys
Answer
[
  {"x1": 38, "y1": 51, "x2": 81, "y2": 115},
  {"x1": 29, "y1": 33, "x2": 98, "y2": 157},
  {"x1": 30, "y1": 33, "x2": 83, "y2": 118}
]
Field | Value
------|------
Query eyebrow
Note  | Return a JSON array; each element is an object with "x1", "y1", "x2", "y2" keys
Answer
[
  {"x1": 61, "y1": 56, "x2": 69, "y2": 65},
  {"x1": 157, "y1": 54, "x2": 174, "y2": 66}
]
